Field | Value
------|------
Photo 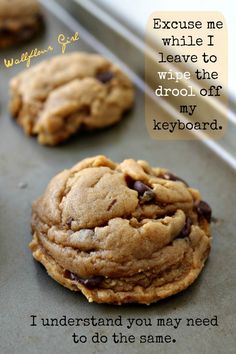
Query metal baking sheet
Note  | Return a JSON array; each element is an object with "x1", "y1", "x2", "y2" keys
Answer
[{"x1": 0, "y1": 1, "x2": 236, "y2": 353}]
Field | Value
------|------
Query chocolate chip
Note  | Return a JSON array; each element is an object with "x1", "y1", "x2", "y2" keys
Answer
[
  {"x1": 78, "y1": 276, "x2": 104, "y2": 290},
  {"x1": 66, "y1": 217, "x2": 74, "y2": 227},
  {"x1": 35, "y1": 13, "x2": 44, "y2": 23},
  {"x1": 107, "y1": 199, "x2": 117, "y2": 211},
  {"x1": 96, "y1": 71, "x2": 114, "y2": 83},
  {"x1": 64, "y1": 270, "x2": 79, "y2": 281},
  {"x1": 177, "y1": 217, "x2": 192, "y2": 238},
  {"x1": 71, "y1": 273, "x2": 80, "y2": 281},
  {"x1": 127, "y1": 179, "x2": 156, "y2": 204},
  {"x1": 133, "y1": 181, "x2": 151, "y2": 196},
  {"x1": 64, "y1": 270, "x2": 104, "y2": 289},
  {"x1": 132, "y1": 181, "x2": 156, "y2": 204},
  {"x1": 125, "y1": 175, "x2": 135, "y2": 188},
  {"x1": 0, "y1": 28, "x2": 11, "y2": 36},
  {"x1": 196, "y1": 200, "x2": 212, "y2": 223},
  {"x1": 161, "y1": 172, "x2": 189, "y2": 187},
  {"x1": 140, "y1": 190, "x2": 156, "y2": 204}
]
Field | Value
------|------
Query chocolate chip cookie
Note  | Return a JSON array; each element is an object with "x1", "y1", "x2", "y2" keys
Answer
[
  {"x1": 10, "y1": 53, "x2": 134, "y2": 145},
  {"x1": 0, "y1": 0, "x2": 42, "y2": 48},
  {"x1": 29, "y1": 155, "x2": 212, "y2": 305}
]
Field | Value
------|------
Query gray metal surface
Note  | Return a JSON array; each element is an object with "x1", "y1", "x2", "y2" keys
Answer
[{"x1": 0, "y1": 1, "x2": 236, "y2": 354}]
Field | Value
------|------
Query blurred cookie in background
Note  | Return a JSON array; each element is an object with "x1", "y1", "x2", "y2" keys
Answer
[
  {"x1": 0, "y1": 0, "x2": 43, "y2": 48},
  {"x1": 9, "y1": 52, "x2": 134, "y2": 145}
]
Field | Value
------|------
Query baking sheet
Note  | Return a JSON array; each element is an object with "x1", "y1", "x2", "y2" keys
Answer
[{"x1": 0, "y1": 1, "x2": 236, "y2": 353}]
